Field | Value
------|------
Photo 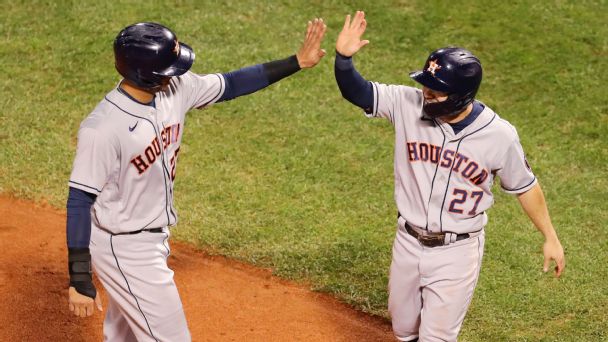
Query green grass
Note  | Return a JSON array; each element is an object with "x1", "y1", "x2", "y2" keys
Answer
[{"x1": 1, "y1": 0, "x2": 607, "y2": 340}]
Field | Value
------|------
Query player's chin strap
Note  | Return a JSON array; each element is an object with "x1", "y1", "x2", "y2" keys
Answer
[
  {"x1": 422, "y1": 86, "x2": 477, "y2": 119},
  {"x1": 68, "y1": 248, "x2": 97, "y2": 299}
]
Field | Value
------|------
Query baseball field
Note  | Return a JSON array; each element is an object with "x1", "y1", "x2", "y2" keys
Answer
[{"x1": 1, "y1": 0, "x2": 606, "y2": 341}]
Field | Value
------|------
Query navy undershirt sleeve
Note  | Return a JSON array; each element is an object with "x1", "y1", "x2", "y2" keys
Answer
[
  {"x1": 218, "y1": 64, "x2": 269, "y2": 102},
  {"x1": 66, "y1": 187, "x2": 97, "y2": 249},
  {"x1": 218, "y1": 55, "x2": 301, "y2": 103},
  {"x1": 334, "y1": 52, "x2": 374, "y2": 112}
]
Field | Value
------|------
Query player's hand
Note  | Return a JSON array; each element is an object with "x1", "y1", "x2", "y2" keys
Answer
[
  {"x1": 296, "y1": 18, "x2": 327, "y2": 68},
  {"x1": 336, "y1": 11, "x2": 370, "y2": 57},
  {"x1": 542, "y1": 237, "x2": 565, "y2": 277},
  {"x1": 68, "y1": 286, "x2": 103, "y2": 317}
]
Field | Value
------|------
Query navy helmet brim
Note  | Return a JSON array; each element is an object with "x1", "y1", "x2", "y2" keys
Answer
[
  {"x1": 409, "y1": 70, "x2": 452, "y2": 93},
  {"x1": 153, "y1": 42, "x2": 195, "y2": 77}
]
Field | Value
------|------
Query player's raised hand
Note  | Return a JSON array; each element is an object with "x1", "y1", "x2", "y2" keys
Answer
[
  {"x1": 336, "y1": 11, "x2": 370, "y2": 57},
  {"x1": 296, "y1": 18, "x2": 327, "y2": 68}
]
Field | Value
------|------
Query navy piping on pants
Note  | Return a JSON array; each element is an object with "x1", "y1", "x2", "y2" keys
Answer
[{"x1": 110, "y1": 235, "x2": 159, "y2": 342}]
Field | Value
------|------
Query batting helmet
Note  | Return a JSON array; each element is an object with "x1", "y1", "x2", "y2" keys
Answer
[
  {"x1": 410, "y1": 47, "x2": 482, "y2": 118},
  {"x1": 114, "y1": 22, "x2": 195, "y2": 91}
]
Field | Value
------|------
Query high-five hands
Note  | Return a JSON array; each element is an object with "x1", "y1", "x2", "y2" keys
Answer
[
  {"x1": 336, "y1": 11, "x2": 370, "y2": 57},
  {"x1": 296, "y1": 18, "x2": 328, "y2": 68}
]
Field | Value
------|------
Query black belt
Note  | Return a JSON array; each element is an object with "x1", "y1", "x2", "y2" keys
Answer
[
  {"x1": 115, "y1": 227, "x2": 164, "y2": 235},
  {"x1": 397, "y1": 213, "x2": 472, "y2": 247},
  {"x1": 404, "y1": 223, "x2": 469, "y2": 247}
]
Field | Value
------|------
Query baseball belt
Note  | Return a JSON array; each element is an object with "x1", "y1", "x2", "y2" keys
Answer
[
  {"x1": 117, "y1": 227, "x2": 164, "y2": 235},
  {"x1": 96, "y1": 227, "x2": 165, "y2": 236},
  {"x1": 404, "y1": 223, "x2": 469, "y2": 248}
]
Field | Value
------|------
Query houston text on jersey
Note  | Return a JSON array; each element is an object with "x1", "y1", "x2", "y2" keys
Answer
[
  {"x1": 406, "y1": 141, "x2": 489, "y2": 186},
  {"x1": 130, "y1": 123, "x2": 181, "y2": 175}
]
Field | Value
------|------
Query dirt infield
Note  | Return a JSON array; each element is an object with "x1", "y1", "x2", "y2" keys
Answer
[{"x1": 0, "y1": 195, "x2": 393, "y2": 341}]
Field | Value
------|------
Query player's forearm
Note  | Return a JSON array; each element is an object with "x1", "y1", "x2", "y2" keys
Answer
[
  {"x1": 334, "y1": 52, "x2": 374, "y2": 112},
  {"x1": 218, "y1": 56, "x2": 300, "y2": 102},
  {"x1": 66, "y1": 187, "x2": 98, "y2": 298},
  {"x1": 517, "y1": 183, "x2": 559, "y2": 241},
  {"x1": 66, "y1": 187, "x2": 96, "y2": 248},
  {"x1": 264, "y1": 55, "x2": 301, "y2": 84}
]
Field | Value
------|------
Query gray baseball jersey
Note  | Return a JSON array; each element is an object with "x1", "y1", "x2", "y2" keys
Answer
[
  {"x1": 69, "y1": 71, "x2": 226, "y2": 341},
  {"x1": 368, "y1": 81, "x2": 536, "y2": 341},
  {"x1": 69, "y1": 71, "x2": 225, "y2": 234},
  {"x1": 369, "y1": 82, "x2": 536, "y2": 234}
]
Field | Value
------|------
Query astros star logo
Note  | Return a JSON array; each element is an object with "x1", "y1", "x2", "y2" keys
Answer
[
  {"x1": 427, "y1": 59, "x2": 442, "y2": 76},
  {"x1": 173, "y1": 40, "x2": 180, "y2": 56}
]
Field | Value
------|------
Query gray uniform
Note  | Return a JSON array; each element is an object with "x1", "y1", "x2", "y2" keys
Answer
[
  {"x1": 69, "y1": 71, "x2": 225, "y2": 341},
  {"x1": 369, "y1": 82, "x2": 535, "y2": 341}
]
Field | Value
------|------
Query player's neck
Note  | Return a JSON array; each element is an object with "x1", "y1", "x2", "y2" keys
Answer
[
  {"x1": 442, "y1": 103, "x2": 473, "y2": 124},
  {"x1": 119, "y1": 81, "x2": 155, "y2": 104}
]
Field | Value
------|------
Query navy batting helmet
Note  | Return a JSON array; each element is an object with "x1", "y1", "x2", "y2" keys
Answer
[
  {"x1": 410, "y1": 47, "x2": 482, "y2": 118},
  {"x1": 114, "y1": 22, "x2": 195, "y2": 91}
]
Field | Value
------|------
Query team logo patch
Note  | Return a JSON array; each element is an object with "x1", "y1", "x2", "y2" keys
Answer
[
  {"x1": 173, "y1": 40, "x2": 180, "y2": 56},
  {"x1": 427, "y1": 59, "x2": 442, "y2": 76}
]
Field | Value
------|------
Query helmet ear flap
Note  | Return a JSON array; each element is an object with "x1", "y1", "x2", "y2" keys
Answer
[{"x1": 135, "y1": 68, "x2": 163, "y2": 88}]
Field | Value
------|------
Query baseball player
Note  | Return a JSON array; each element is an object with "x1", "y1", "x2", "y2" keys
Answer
[
  {"x1": 334, "y1": 11, "x2": 565, "y2": 341},
  {"x1": 66, "y1": 20, "x2": 326, "y2": 341}
]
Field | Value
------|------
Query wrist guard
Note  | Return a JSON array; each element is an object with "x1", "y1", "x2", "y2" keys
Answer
[
  {"x1": 68, "y1": 248, "x2": 97, "y2": 299},
  {"x1": 263, "y1": 55, "x2": 301, "y2": 85}
]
